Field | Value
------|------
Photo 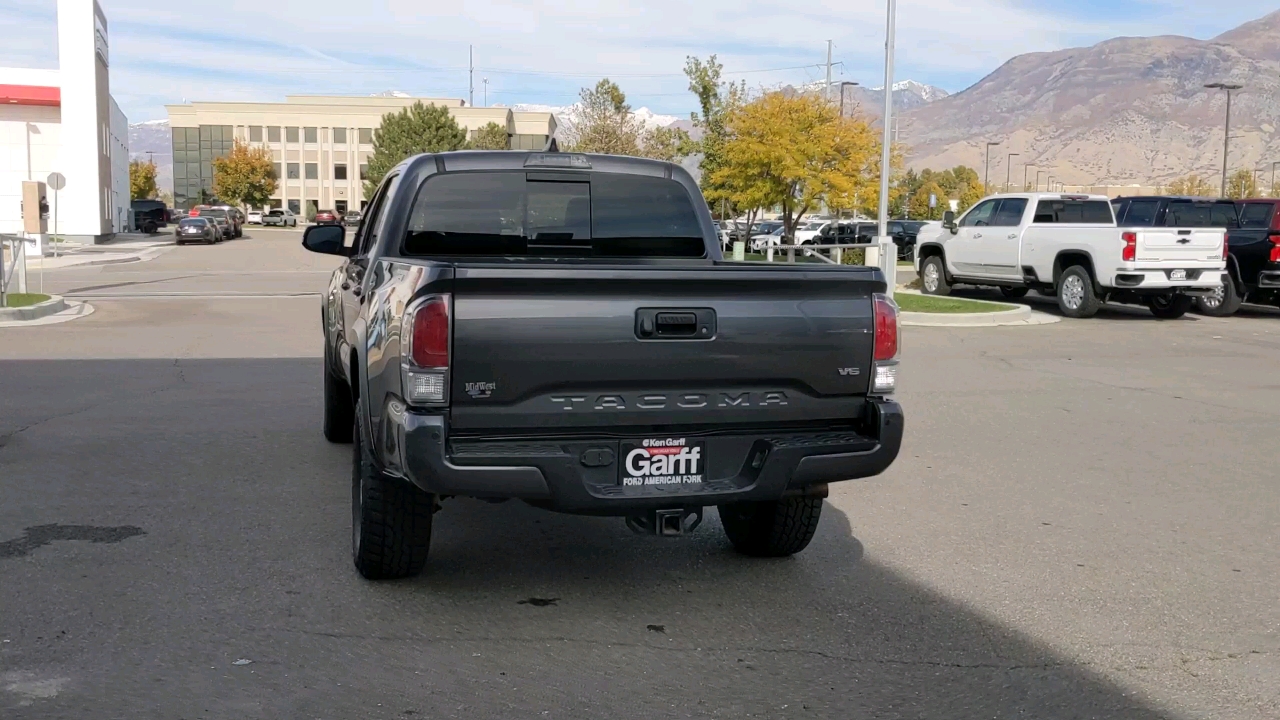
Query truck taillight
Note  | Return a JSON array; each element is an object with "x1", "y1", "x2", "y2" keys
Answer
[
  {"x1": 1223, "y1": 238, "x2": 1229, "y2": 261},
  {"x1": 1122, "y1": 232, "x2": 1137, "y2": 262},
  {"x1": 1270, "y1": 234, "x2": 1280, "y2": 264},
  {"x1": 872, "y1": 293, "x2": 899, "y2": 394},
  {"x1": 403, "y1": 294, "x2": 450, "y2": 405}
]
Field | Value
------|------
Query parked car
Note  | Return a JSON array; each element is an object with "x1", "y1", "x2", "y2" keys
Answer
[
  {"x1": 263, "y1": 209, "x2": 298, "y2": 227},
  {"x1": 916, "y1": 192, "x2": 1227, "y2": 319},
  {"x1": 206, "y1": 214, "x2": 233, "y2": 240},
  {"x1": 174, "y1": 217, "x2": 219, "y2": 245},
  {"x1": 131, "y1": 199, "x2": 169, "y2": 232},
  {"x1": 197, "y1": 207, "x2": 241, "y2": 238},
  {"x1": 750, "y1": 226, "x2": 786, "y2": 251},
  {"x1": 314, "y1": 209, "x2": 342, "y2": 226},
  {"x1": 1110, "y1": 196, "x2": 1243, "y2": 315},
  {"x1": 302, "y1": 149, "x2": 903, "y2": 580},
  {"x1": 342, "y1": 210, "x2": 363, "y2": 227},
  {"x1": 1207, "y1": 199, "x2": 1280, "y2": 314},
  {"x1": 247, "y1": 210, "x2": 264, "y2": 225},
  {"x1": 794, "y1": 220, "x2": 832, "y2": 244},
  {"x1": 888, "y1": 220, "x2": 928, "y2": 261}
]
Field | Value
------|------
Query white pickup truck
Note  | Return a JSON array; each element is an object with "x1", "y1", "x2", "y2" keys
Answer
[{"x1": 914, "y1": 193, "x2": 1227, "y2": 319}]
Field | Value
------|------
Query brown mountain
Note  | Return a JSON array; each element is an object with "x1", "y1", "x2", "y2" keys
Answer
[{"x1": 902, "y1": 10, "x2": 1280, "y2": 188}]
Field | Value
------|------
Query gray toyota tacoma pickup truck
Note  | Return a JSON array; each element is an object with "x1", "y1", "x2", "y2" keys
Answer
[{"x1": 303, "y1": 150, "x2": 904, "y2": 580}]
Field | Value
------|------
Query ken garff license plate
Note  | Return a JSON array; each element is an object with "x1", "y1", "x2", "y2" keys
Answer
[
  {"x1": 1170, "y1": 269, "x2": 1187, "y2": 280},
  {"x1": 620, "y1": 437, "x2": 705, "y2": 487}
]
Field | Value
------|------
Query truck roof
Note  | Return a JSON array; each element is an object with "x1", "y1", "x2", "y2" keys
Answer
[{"x1": 981, "y1": 192, "x2": 1112, "y2": 202}]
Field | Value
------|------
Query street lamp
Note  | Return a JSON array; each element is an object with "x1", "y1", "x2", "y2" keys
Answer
[
  {"x1": 1036, "y1": 170, "x2": 1047, "y2": 192},
  {"x1": 1205, "y1": 82, "x2": 1244, "y2": 197},
  {"x1": 1006, "y1": 153, "x2": 1020, "y2": 192},
  {"x1": 984, "y1": 141, "x2": 1001, "y2": 193},
  {"x1": 1272, "y1": 161, "x2": 1279, "y2": 196},
  {"x1": 837, "y1": 81, "x2": 860, "y2": 117}
]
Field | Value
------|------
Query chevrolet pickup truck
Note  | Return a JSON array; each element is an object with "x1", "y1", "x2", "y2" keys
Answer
[
  {"x1": 916, "y1": 193, "x2": 1226, "y2": 319},
  {"x1": 302, "y1": 150, "x2": 904, "y2": 580}
]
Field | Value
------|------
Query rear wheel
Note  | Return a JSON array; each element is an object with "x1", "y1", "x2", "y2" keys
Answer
[
  {"x1": 1194, "y1": 275, "x2": 1242, "y2": 317},
  {"x1": 1148, "y1": 294, "x2": 1192, "y2": 320},
  {"x1": 920, "y1": 256, "x2": 951, "y2": 296},
  {"x1": 1000, "y1": 287, "x2": 1029, "y2": 299},
  {"x1": 352, "y1": 413, "x2": 435, "y2": 580},
  {"x1": 719, "y1": 496, "x2": 823, "y2": 557},
  {"x1": 1056, "y1": 266, "x2": 1101, "y2": 318}
]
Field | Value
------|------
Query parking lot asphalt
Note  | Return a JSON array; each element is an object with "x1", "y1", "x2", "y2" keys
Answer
[{"x1": 1, "y1": 231, "x2": 1277, "y2": 719}]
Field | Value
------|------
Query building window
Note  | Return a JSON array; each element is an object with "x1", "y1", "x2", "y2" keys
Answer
[
  {"x1": 288, "y1": 199, "x2": 301, "y2": 214},
  {"x1": 359, "y1": 128, "x2": 373, "y2": 144},
  {"x1": 304, "y1": 127, "x2": 317, "y2": 143},
  {"x1": 359, "y1": 163, "x2": 368, "y2": 179},
  {"x1": 268, "y1": 126, "x2": 281, "y2": 142},
  {"x1": 333, "y1": 127, "x2": 347, "y2": 144},
  {"x1": 335, "y1": 200, "x2": 348, "y2": 214},
  {"x1": 286, "y1": 163, "x2": 300, "y2": 180},
  {"x1": 286, "y1": 127, "x2": 299, "y2": 143},
  {"x1": 305, "y1": 163, "x2": 318, "y2": 180},
  {"x1": 334, "y1": 164, "x2": 347, "y2": 180},
  {"x1": 249, "y1": 126, "x2": 263, "y2": 142},
  {"x1": 273, "y1": 163, "x2": 282, "y2": 180}
]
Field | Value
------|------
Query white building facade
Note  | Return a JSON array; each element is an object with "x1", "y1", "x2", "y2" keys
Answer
[{"x1": 0, "y1": 0, "x2": 129, "y2": 244}]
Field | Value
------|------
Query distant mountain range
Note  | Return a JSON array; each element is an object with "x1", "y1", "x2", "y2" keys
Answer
[{"x1": 899, "y1": 9, "x2": 1280, "y2": 186}]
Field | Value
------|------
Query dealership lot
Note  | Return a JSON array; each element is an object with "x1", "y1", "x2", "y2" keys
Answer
[{"x1": 1, "y1": 230, "x2": 1277, "y2": 718}]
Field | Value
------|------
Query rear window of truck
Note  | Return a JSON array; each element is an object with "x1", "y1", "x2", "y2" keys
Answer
[
  {"x1": 1238, "y1": 202, "x2": 1275, "y2": 229},
  {"x1": 403, "y1": 172, "x2": 706, "y2": 258},
  {"x1": 1032, "y1": 200, "x2": 1114, "y2": 224},
  {"x1": 1164, "y1": 201, "x2": 1238, "y2": 228}
]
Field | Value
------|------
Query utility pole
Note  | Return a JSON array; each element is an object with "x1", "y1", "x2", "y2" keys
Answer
[
  {"x1": 825, "y1": 40, "x2": 833, "y2": 102},
  {"x1": 1272, "y1": 161, "x2": 1279, "y2": 195},
  {"x1": 1036, "y1": 170, "x2": 1047, "y2": 192},
  {"x1": 983, "y1": 141, "x2": 1000, "y2": 193},
  {"x1": 1006, "y1": 153, "x2": 1020, "y2": 192},
  {"x1": 483, "y1": 78, "x2": 489, "y2": 107},
  {"x1": 1205, "y1": 82, "x2": 1243, "y2": 197},
  {"x1": 469, "y1": 45, "x2": 474, "y2": 107},
  {"x1": 875, "y1": 0, "x2": 897, "y2": 295}
]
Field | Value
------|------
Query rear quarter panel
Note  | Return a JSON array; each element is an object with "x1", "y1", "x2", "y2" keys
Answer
[{"x1": 1020, "y1": 226, "x2": 1119, "y2": 284}]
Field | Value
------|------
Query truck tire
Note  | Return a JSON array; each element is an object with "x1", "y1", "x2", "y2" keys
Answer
[
  {"x1": 1194, "y1": 275, "x2": 1242, "y2": 317},
  {"x1": 920, "y1": 256, "x2": 950, "y2": 296},
  {"x1": 352, "y1": 412, "x2": 434, "y2": 580},
  {"x1": 1056, "y1": 266, "x2": 1101, "y2": 318},
  {"x1": 718, "y1": 496, "x2": 823, "y2": 557},
  {"x1": 1148, "y1": 294, "x2": 1192, "y2": 320},
  {"x1": 323, "y1": 354, "x2": 354, "y2": 444},
  {"x1": 1000, "y1": 287, "x2": 1029, "y2": 299}
]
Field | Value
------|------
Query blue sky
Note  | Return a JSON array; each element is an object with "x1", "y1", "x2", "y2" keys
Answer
[{"x1": 3, "y1": 0, "x2": 1278, "y2": 122}]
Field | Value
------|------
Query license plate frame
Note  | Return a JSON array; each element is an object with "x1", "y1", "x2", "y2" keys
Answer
[
  {"x1": 619, "y1": 438, "x2": 706, "y2": 488},
  {"x1": 1170, "y1": 269, "x2": 1187, "y2": 281}
]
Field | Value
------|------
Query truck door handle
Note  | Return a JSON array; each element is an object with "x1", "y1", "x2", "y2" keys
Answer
[
  {"x1": 635, "y1": 308, "x2": 716, "y2": 340},
  {"x1": 1008, "y1": 233, "x2": 1018, "y2": 239}
]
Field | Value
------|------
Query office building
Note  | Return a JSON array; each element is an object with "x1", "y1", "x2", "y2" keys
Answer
[{"x1": 164, "y1": 96, "x2": 557, "y2": 214}]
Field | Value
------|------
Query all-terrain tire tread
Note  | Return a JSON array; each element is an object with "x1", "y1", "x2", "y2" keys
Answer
[{"x1": 353, "y1": 415, "x2": 433, "y2": 580}]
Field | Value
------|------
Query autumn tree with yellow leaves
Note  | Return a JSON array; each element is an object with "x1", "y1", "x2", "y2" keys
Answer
[
  {"x1": 713, "y1": 91, "x2": 882, "y2": 242},
  {"x1": 213, "y1": 140, "x2": 277, "y2": 208}
]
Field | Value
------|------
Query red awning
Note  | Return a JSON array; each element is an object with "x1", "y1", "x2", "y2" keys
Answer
[{"x1": 0, "y1": 85, "x2": 61, "y2": 107}]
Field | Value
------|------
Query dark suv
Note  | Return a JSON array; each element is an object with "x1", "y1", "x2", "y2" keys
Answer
[{"x1": 1208, "y1": 199, "x2": 1280, "y2": 314}]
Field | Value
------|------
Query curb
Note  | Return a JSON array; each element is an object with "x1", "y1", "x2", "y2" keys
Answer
[
  {"x1": 0, "y1": 294, "x2": 67, "y2": 322},
  {"x1": 895, "y1": 291, "x2": 1062, "y2": 327}
]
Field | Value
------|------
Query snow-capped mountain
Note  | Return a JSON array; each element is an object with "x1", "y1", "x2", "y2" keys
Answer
[
  {"x1": 872, "y1": 80, "x2": 951, "y2": 103},
  {"x1": 510, "y1": 103, "x2": 681, "y2": 133}
]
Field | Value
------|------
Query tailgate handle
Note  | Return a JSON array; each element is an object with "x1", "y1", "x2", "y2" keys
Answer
[
  {"x1": 1177, "y1": 230, "x2": 1192, "y2": 235},
  {"x1": 636, "y1": 309, "x2": 716, "y2": 340}
]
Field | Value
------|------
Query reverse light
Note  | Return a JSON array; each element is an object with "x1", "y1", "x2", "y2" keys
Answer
[
  {"x1": 1122, "y1": 232, "x2": 1137, "y2": 262},
  {"x1": 403, "y1": 295, "x2": 451, "y2": 405},
  {"x1": 872, "y1": 293, "x2": 899, "y2": 394}
]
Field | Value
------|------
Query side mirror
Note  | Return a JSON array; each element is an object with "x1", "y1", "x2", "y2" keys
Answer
[
  {"x1": 942, "y1": 210, "x2": 957, "y2": 232},
  {"x1": 302, "y1": 224, "x2": 348, "y2": 256}
]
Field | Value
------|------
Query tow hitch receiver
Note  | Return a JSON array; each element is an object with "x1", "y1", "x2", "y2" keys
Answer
[{"x1": 626, "y1": 507, "x2": 704, "y2": 536}]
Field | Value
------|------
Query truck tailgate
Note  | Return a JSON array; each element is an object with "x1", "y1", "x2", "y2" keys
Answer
[
  {"x1": 447, "y1": 264, "x2": 884, "y2": 432},
  {"x1": 1136, "y1": 229, "x2": 1224, "y2": 264}
]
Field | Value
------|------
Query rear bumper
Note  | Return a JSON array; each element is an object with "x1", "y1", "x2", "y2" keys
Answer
[
  {"x1": 1108, "y1": 268, "x2": 1225, "y2": 294},
  {"x1": 383, "y1": 399, "x2": 904, "y2": 514}
]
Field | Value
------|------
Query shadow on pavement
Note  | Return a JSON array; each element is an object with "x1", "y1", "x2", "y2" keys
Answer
[{"x1": 0, "y1": 358, "x2": 1180, "y2": 719}]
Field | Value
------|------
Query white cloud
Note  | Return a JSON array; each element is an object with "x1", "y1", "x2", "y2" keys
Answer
[{"x1": 2, "y1": 0, "x2": 1277, "y2": 121}]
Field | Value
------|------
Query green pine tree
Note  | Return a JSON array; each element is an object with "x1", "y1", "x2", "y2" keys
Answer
[{"x1": 365, "y1": 102, "x2": 468, "y2": 196}]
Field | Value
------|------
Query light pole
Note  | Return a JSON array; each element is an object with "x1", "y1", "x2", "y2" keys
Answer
[
  {"x1": 1024, "y1": 164, "x2": 1033, "y2": 192},
  {"x1": 837, "y1": 81, "x2": 860, "y2": 117},
  {"x1": 875, "y1": 0, "x2": 898, "y2": 294},
  {"x1": 1272, "y1": 161, "x2": 1279, "y2": 196},
  {"x1": 1036, "y1": 170, "x2": 1047, "y2": 192},
  {"x1": 1006, "y1": 153, "x2": 1020, "y2": 192},
  {"x1": 984, "y1": 141, "x2": 1000, "y2": 193},
  {"x1": 1205, "y1": 82, "x2": 1243, "y2": 198}
]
